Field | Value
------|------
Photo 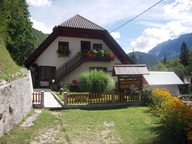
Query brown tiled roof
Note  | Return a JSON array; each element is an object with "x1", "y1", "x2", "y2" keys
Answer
[
  {"x1": 114, "y1": 64, "x2": 149, "y2": 75},
  {"x1": 59, "y1": 14, "x2": 106, "y2": 31}
]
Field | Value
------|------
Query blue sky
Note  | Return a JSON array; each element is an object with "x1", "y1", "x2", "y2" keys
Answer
[{"x1": 27, "y1": 0, "x2": 192, "y2": 53}]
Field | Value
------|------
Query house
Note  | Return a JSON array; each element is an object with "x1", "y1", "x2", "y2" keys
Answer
[
  {"x1": 25, "y1": 14, "x2": 132, "y2": 88},
  {"x1": 143, "y1": 71, "x2": 184, "y2": 95}
]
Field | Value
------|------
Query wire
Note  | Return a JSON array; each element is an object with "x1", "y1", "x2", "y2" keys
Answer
[{"x1": 110, "y1": 0, "x2": 165, "y2": 32}]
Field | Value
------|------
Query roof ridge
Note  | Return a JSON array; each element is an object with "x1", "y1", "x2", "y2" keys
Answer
[
  {"x1": 59, "y1": 14, "x2": 106, "y2": 31},
  {"x1": 76, "y1": 14, "x2": 105, "y2": 30}
]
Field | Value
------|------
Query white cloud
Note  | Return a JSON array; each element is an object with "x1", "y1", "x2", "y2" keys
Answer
[
  {"x1": 130, "y1": 0, "x2": 192, "y2": 52},
  {"x1": 28, "y1": 0, "x2": 158, "y2": 27},
  {"x1": 138, "y1": 21, "x2": 164, "y2": 28},
  {"x1": 26, "y1": 0, "x2": 51, "y2": 7},
  {"x1": 110, "y1": 32, "x2": 120, "y2": 39},
  {"x1": 31, "y1": 18, "x2": 52, "y2": 34}
]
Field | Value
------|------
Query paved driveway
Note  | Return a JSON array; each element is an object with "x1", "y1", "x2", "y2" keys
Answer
[{"x1": 44, "y1": 92, "x2": 62, "y2": 108}]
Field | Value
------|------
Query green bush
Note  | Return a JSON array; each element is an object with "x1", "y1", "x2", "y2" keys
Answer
[
  {"x1": 79, "y1": 70, "x2": 115, "y2": 93},
  {"x1": 142, "y1": 86, "x2": 152, "y2": 105}
]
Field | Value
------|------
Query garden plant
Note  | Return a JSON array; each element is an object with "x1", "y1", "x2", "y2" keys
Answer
[{"x1": 149, "y1": 89, "x2": 192, "y2": 143}]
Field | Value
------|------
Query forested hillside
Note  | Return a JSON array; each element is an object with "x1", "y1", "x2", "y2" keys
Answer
[
  {"x1": 151, "y1": 43, "x2": 192, "y2": 79},
  {"x1": 0, "y1": 0, "x2": 48, "y2": 81},
  {"x1": 128, "y1": 51, "x2": 160, "y2": 68},
  {"x1": 32, "y1": 28, "x2": 49, "y2": 48},
  {"x1": 0, "y1": 0, "x2": 48, "y2": 65}
]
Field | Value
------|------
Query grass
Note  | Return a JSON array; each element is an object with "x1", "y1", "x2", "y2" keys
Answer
[
  {"x1": 0, "y1": 109, "x2": 59, "y2": 144},
  {"x1": 0, "y1": 40, "x2": 26, "y2": 81},
  {"x1": 0, "y1": 106, "x2": 174, "y2": 144},
  {"x1": 54, "y1": 91, "x2": 64, "y2": 100}
]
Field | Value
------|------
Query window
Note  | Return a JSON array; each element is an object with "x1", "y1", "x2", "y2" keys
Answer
[
  {"x1": 89, "y1": 67, "x2": 107, "y2": 72},
  {"x1": 39, "y1": 66, "x2": 56, "y2": 81},
  {"x1": 58, "y1": 42, "x2": 70, "y2": 56},
  {"x1": 93, "y1": 44, "x2": 102, "y2": 50}
]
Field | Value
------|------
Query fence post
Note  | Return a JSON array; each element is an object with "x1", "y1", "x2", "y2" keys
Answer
[
  {"x1": 41, "y1": 91, "x2": 44, "y2": 108},
  {"x1": 112, "y1": 91, "x2": 115, "y2": 103},
  {"x1": 64, "y1": 92, "x2": 68, "y2": 105},
  {"x1": 139, "y1": 93, "x2": 141, "y2": 101}
]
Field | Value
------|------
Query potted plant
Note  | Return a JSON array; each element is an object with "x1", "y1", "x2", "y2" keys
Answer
[
  {"x1": 98, "y1": 50, "x2": 105, "y2": 57},
  {"x1": 105, "y1": 51, "x2": 115, "y2": 59},
  {"x1": 84, "y1": 51, "x2": 93, "y2": 59},
  {"x1": 91, "y1": 50, "x2": 99, "y2": 57}
]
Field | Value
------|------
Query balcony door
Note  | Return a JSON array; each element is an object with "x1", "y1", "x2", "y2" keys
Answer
[{"x1": 81, "y1": 41, "x2": 91, "y2": 52}]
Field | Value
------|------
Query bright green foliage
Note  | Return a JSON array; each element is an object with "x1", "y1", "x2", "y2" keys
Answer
[
  {"x1": 98, "y1": 50, "x2": 105, "y2": 57},
  {"x1": 6, "y1": 0, "x2": 35, "y2": 65},
  {"x1": 0, "y1": 0, "x2": 36, "y2": 65},
  {"x1": 180, "y1": 42, "x2": 190, "y2": 66},
  {"x1": 152, "y1": 59, "x2": 185, "y2": 78},
  {"x1": 79, "y1": 70, "x2": 115, "y2": 92},
  {"x1": 90, "y1": 50, "x2": 98, "y2": 57},
  {"x1": 151, "y1": 63, "x2": 168, "y2": 71}
]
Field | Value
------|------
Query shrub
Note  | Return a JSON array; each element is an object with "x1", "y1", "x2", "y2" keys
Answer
[
  {"x1": 79, "y1": 70, "x2": 115, "y2": 93},
  {"x1": 142, "y1": 86, "x2": 152, "y2": 105},
  {"x1": 150, "y1": 89, "x2": 192, "y2": 143}
]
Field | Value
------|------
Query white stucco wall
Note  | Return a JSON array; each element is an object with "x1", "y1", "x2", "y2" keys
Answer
[
  {"x1": 35, "y1": 37, "x2": 112, "y2": 68},
  {"x1": 150, "y1": 85, "x2": 180, "y2": 95},
  {"x1": 61, "y1": 57, "x2": 120, "y2": 84}
]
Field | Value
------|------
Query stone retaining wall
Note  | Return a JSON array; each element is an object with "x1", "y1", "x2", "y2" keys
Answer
[{"x1": 0, "y1": 71, "x2": 33, "y2": 136}]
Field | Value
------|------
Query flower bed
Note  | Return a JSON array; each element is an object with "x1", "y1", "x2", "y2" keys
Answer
[
  {"x1": 150, "y1": 89, "x2": 192, "y2": 143},
  {"x1": 77, "y1": 50, "x2": 115, "y2": 59}
]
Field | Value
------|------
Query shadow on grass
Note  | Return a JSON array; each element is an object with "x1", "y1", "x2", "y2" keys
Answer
[
  {"x1": 149, "y1": 125, "x2": 180, "y2": 144},
  {"x1": 143, "y1": 109, "x2": 188, "y2": 144},
  {"x1": 48, "y1": 105, "x2": 143, "y2": 111}
]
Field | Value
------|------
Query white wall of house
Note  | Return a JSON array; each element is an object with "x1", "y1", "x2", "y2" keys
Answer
[
  {"x1": 34, "y1": 36, "x2": 121, "y2": 86},
  {"x1": 61, "y1": 58, "x2": 120, "y2": 84},
  {"x1": 150, "y1": 85, "x2": 180, "y2": 95},
  {"x1": 35, "y1": 36, "x2": 113, "y2": 68}
]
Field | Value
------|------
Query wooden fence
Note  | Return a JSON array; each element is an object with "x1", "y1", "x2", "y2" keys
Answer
[
  {"x1": 32, "y1": 91, "x2": 41, "y2": 104},
  {"x1": 66, "y1": 92, "x2": 142, "y2": 105}
]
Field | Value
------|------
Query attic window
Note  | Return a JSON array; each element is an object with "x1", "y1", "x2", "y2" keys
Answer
[
  {"x1": 93, "y1": 44, "x2": 102, "y2": 51},
  {"x1": 58, "y1": 42, "x2": 70, "y2": 56}
]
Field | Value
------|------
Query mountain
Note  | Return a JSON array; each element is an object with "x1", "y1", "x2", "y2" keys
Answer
[
  {"x1": 32, "y1": 28, "x2": 49, "y2": 48},
  {"x1": 128, "y1": 51, "x2": 160, "y2": 69},
  {"x1": 148, "y1": 33, "x2": 192, "y2": 60}
]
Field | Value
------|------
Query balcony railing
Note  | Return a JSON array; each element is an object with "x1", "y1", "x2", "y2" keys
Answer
[
  {"x1": 78, "y1": 50, "x2": 115, "y2": 62},
  {"x1": 82, "y1": 56, "x2": 113, "y2": 62}
]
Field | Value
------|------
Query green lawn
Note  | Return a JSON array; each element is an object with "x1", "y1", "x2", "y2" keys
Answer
[{"x1": 0, "y1": 106, "x2": 172, "y2": 144}]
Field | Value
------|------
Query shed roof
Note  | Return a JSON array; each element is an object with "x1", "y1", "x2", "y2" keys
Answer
[
  {"x1": 143, "y1": 71, "x2": 184, "y2": 85},
  {"x1": 59, "y1": 14, "x2": 106, "y2": 31},
  {"x1": 113, "y1": 64, "x2": 149, "y2": 75}
]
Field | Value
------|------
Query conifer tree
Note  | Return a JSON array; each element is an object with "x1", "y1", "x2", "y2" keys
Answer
[{"x1": 180, "y1": 42, "x2": 190, "y2": 66}]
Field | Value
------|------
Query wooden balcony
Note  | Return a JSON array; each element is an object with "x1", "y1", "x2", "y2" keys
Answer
[{"x1": 82, "y1": 56, "x2": 114, "y2": 62}]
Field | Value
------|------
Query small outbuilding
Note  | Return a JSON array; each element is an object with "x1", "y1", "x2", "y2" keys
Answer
[
  {"x1": 143, "y1": 71, "x2": 184, "y2": 95},
  {"x1": 113, "y1": 64, "x2": 149, "y2": 92}
]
